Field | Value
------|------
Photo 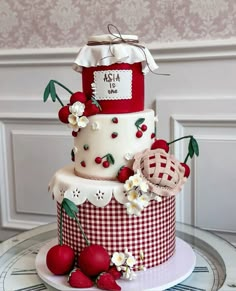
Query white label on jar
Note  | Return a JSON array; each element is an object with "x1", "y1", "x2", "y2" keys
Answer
[{"x1": 94, "y1": 70, "x2": 132, "y2": 100}]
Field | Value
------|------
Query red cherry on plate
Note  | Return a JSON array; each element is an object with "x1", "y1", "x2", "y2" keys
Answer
[
  {"x1": 70, "y1": 92, "x2": 87, "y2": 104},
  {"x1": 46, "y1": 244, "x2": 75, "y2": 275},
  {"x1": 58, "y1": 106, "x2": 70, "y2": 123},
  {"x1": 180, "y1": 162, "x2": 191, "y2": 178},
  {"x1": 78, "y1": 244, "x2": 110, "y2": 277},
  {"x1": 151, "y1": 139, "x2": 170, "y2": 153}
]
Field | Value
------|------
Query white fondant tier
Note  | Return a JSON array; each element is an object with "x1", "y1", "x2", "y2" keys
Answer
[
  {"x1": 49, "y1": 164, "x2": 127, "y2": 207},
  {"x1": 73, "y1": 109, "x2": 155, "y2": 180},
  {"x1": 73, "y1": 34, "x2": 158, "y2": 74}
]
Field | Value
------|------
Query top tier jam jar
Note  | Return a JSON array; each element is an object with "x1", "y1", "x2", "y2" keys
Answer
[{"x1": 73, "y1": 33, "x2": 158, "y2": 114}]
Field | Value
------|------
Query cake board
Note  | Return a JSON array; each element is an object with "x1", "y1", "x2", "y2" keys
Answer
[{"x1": 35, "y1": 237, "x2": 196, "y2": 291}]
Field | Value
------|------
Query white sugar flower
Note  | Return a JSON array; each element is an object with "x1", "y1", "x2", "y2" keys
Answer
[
  {"x1": 124, "y1": 152, "x2": 133, "y2": 161},
  {"x1": 69, "y1": 101, "x2": 85, "y2": 116},
  {"x1": 130, "y1": 172, "x2": 143, "y2": 187},
  {"x1": 127, "y1": 189, "x2": 139, "y2": 202},
  {"x1": 68, "y1": 114, "x2": 80, "y2": 131},
  {"x1": 77, "y1": 116, "x2": 89, "y2": 128},
  {"x1": 154, "y1": 195, "x2": 162, "y2": 202},
  {"x1": 122, "y1": 268, "x2": 137, "y2": 281},
  {"x1": 139, "y1": 180, "x2": 148, "y2": 192},
  {"x1": 68, "y1": 113, "x2": 78, "y2": 125},
  {"x1": 126, "y1": 255, "x2": 136, "y2": 268},
  {"x1": 124, "y1": 179, "x2": 133, "y2": 192},
  {"x1": 125, "y1": 200, "x2": 143, "y2": 216},
  {"x1": 111, "y1": 252, "x2": 126, "y2": 266},
  {"x1": 91, "y1": 121, "x2": 100, "y2": 130},
  {"x1": 124, "y1": 248, "x2": 132, "y2": 257},
  {"x1": 138, "y1": 194, "x2": 150, "y2": 208}
]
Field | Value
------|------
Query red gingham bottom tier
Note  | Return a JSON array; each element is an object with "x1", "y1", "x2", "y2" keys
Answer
[{"x1": 57, "y1": 196, "x2": 176, "y2": 270}]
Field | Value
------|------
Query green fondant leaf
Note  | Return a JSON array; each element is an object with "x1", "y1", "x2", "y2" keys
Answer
[
  {"x1": 91, "y1": 96, "x2": 102, "y2": 110},
  {"x1": 107, "y1": 153, "x2": 115, "y2": 165},
  {"x1": 62, "y1": 198, "x2": 78, "y2": 218},
  {"x1": 191, "y1": 137, "x2": 199, "y2": 156},
  {"x1": 43, "y1": 82, "x2": 50, "y2": 102},
  {"x1": 188, "y1": 140, "x2": 194, "y2": 158},
  {"x1": 135, "y1": 118, "x2": 145, "y2": 128},
  {"x1": 49, "y1": 80, "x2": 57, "y2": 102}
]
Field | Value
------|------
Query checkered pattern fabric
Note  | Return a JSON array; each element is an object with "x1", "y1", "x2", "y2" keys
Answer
[{"x1": 57, "y1": 196, "x2": 175, "y2": 270}]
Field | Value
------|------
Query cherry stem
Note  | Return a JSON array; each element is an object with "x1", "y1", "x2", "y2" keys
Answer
[
  {"x1": 184, "y1": 152, "x2": 190, "y2": 164},
  {"x1": 52, "y1": 80, "x2": 74, "y2": 107},
  {"x1": 168, "y1": 135, "x2": 193, "y2": 145},
  {"x1": 59, "y1": 203, "x2": 63, "y2": 245},
  {"x1": 56, "y1": 94, "x2": 64, "y2": 107},
  {"x1": 74, "y1": 214, "x2": 90, "y2": 246},
  {"x1": 52, "y1": 80, "x2": 74, "y2": 94}
]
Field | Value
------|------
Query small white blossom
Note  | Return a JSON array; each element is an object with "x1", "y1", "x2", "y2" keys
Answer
[
  {"x1": 91, "y1": 121, "x2": 100, "y2": 130},
  {"x1": 125, "y1": 200, "x2": 143, "y2": 216},
  {"x1": 126, "y1": 255, "x2": 136, "y2": 268},
  {"x1": 127, "y1": 189, "x2": 139, "y2": 202},
  {"x1": 139, "y1": 181, "x2": 148, "y2": 192},
  {"x1": 130, "y1": 172, "x2": 143, "y2": 187},
  {"x1": 124, "y1": 179, "x2": 134, "y2": 192},
  {"x1": 124, "y1": 153, "x2": 133, "y2": 161},
  {"x1": 154, "y1": 195, "x2": 162, "y2": 202},
  {"x1": 77, "y1": 116, "x2": 89, "y2": 128},
  {"x1": 111, "y1": 252, "x2": 126, "y2": 266},
  {"x1": 68, "y1": 114, "x2": 80, "y2": 131},
  {"x1": 73, "y1": 146, "x2": 78, "y2": 154},
  {"x1": 122, "y1": 268, "x2": 137, "y2": 281},
  {"x1": 69, "y1": 101, "x2": 85, "y2": 116},
  {"x1": 138, "y1": 194, "x2": 150, "y2": 208}
]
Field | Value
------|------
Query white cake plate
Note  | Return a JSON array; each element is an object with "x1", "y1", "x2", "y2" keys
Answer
[{"x1": 35, "y1": 238, "x2": 196, "y2": 291}]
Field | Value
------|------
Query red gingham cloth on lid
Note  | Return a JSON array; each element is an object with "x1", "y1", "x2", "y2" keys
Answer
[{"x1": 57, "y1": 196, "x2": 176, "y2": 270}]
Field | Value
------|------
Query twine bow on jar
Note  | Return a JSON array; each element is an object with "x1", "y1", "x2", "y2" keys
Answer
[{"x1": 86, "y1": 24, "x2": 170, "y2": 76}]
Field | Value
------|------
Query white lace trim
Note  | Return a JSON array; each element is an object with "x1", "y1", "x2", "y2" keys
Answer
[{"x1": 49, "y1": 164, "x2": 128, "y2": 207}]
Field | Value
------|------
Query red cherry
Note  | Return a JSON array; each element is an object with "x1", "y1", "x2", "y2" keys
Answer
[
  {"x1": 72, "y1": 131, "x2": 78, "y2": 137},
  {"x1": 151, "y1": 133, "x2": 156, "y2": 139},
  {"x1": 58, "y1": 106, "x2": 70, "y2": 123},
  {"x1": 95, "y1": 157, "x2": 102, "y2": 164},
  {"x1": 180, "y1": 163, "x2": 191, "y2": 178},
  {"x1": 46, "y1": 244, "x2": 75, "y2": 275},
  {"x1": 111, "y1": 132, "x2": 118, "y2": 138},
  {"x1": 78, "y1": 244, "x2": 110, "y2": 277},
  {"x1": 117, "y1": 166, "x2": 134, "y2": 183},
  {"x1": 136, "y1": 130, "x2": 143, "y2": 138},
  {"x1": 141, "y1": 124, "x2": 147, "y2": 131},
  {"x1": 103, "y1": 161, "x2": 110, "y2": 168},
  {"x1": 112, "y1": 117, "x2": 118, "y2": 124},
  {"x1": 70, "y1": 92, "x2": 87, "y2": 104},
  {"x1": 81, "y1": 161, "x2": 86, "y2": 167},
  {"x1": 151, "y1": 139, "x2": 170, "y2": 153}
]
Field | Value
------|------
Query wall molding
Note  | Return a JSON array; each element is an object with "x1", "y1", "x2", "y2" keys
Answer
[
  {"x1": 0, "y1": 115, "x2": 67, "y2": 230},
  {"x1": 0, "y1": 39, "x2": 236, "y2": 67}
]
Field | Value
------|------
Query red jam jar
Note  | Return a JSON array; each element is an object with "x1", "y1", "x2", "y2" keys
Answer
[{"x1": 73, "y1": 34, "x2": 158, "y2": 114}]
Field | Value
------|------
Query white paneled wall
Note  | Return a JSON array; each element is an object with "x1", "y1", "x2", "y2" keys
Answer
[{"x1": 0, "y1": 40, "x2": 236, "y2": 243}]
